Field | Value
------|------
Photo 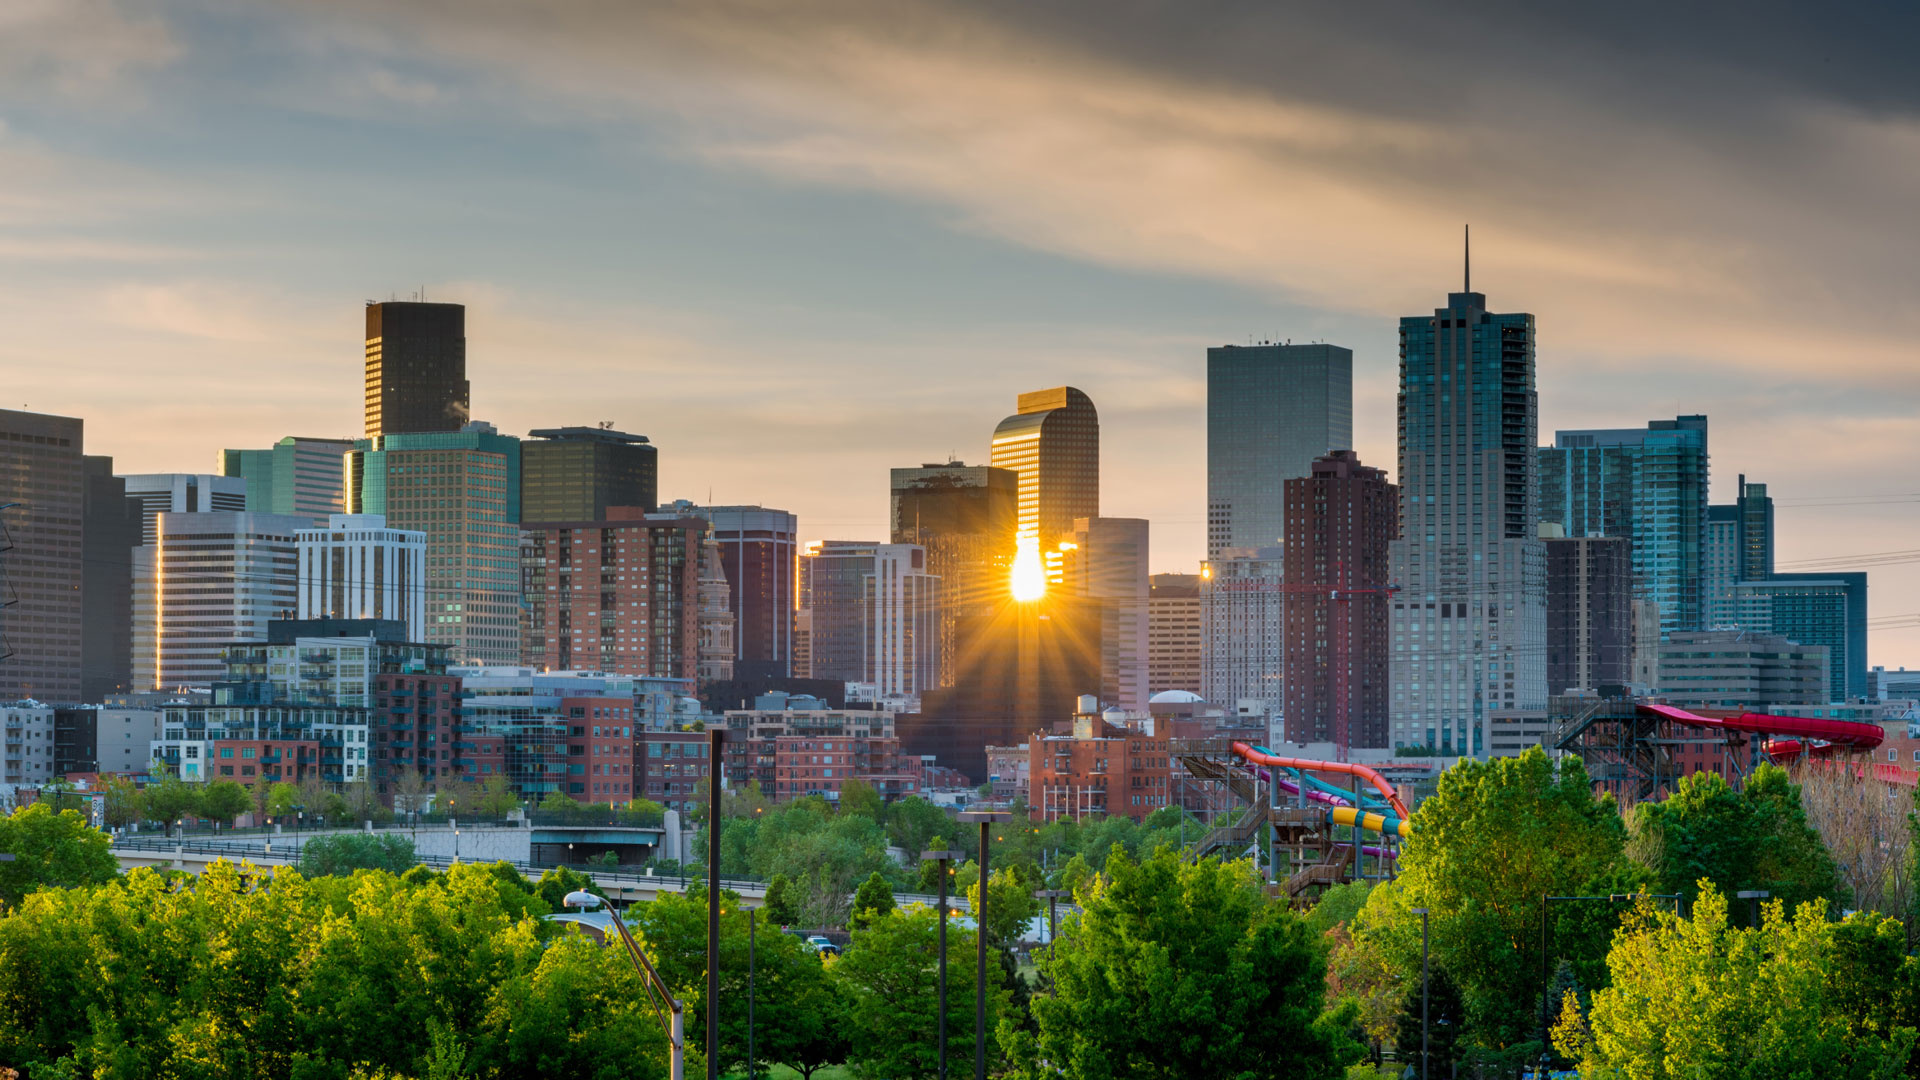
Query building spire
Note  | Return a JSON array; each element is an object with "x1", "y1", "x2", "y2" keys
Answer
[{"x1": 1464, "y1": 223, "x2": 1471, "y2": 293}]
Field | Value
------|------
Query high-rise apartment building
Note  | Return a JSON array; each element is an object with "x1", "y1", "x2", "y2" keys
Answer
[
  {"x1": 799, "y1": 541, "x2": 879, "y2": 684},
  {"x1": 522, "y1": 508, "x2": 705, "y2": 678},
  {"x1": 0, "y1": 409, "x2": 85, "y2": 704},
  {"x1": 990, "y1": 387, "x2": 1099, "y2": 550},
  {"x1": 890, "y1": 461, "x2": 1019, "y2": 687},
  {"x1": 670, "y1": 503, "x2": 797, "y2": 679},
  {"x1": 1200, "y1": 547, "x2": 1284, "y2": 727},
  {"x1": 141, "y1": 512, "x2": 306, "y2": 690},
  {"x1": 1389, "y1": 266, "x2": 1546, "y2": 756},
  {"x1": 1732, "y1": 476, "x2": 1774, "y2": 581},
  {"x1": 81, "y1": 457, "x2": 139, "y2": 702},
  {"x1": 364, "y1": 301, "x2": 469, "y2": 438},
  {"x1": 344, "y1": 422, "x2": 522, "y2": 665},
  {"x1": 122, "y1": 473, "x2": 248, "y2": 545},
  {"x1": 217, "y1": 437, "x2": 356, "y2": 522},
  {"x1": 520, "y1": 426, "x2": 657, "y2": 525},
  {"x1": 1704, "y1": 504, "x2": 1740, "y2": 630},
  {"x1": 1282, "y1": 452, "x2": 1396, "y2": 750},
  {"x1": 1544, "y1": 535, "x2": 1633, "y2": 695},
  {"x1": 866, "y1": 543, "x2": 940, "y2": 700},
  {"x1": 1147, "y1": 574, "x2": 1202, "y2": 697},
  {"x1": 1059, "y1": 517, "x2": 1150, "y2": 715},
  {"x1": 1537, "y1": 415, "x2": 1709, "y2": 634},
  {"x1": 1727, "y1": 573, "x2": 1867, "y2": 702},
  {"x1": 1206, "y1": 343, "x2": 1353, "y2": 558},
  {"x1": 1659, "y1": 631, "x2": 1828, "y2": 710},
  {"x1": 296, "y1": 514, "x2": 427, "y2": 640}
]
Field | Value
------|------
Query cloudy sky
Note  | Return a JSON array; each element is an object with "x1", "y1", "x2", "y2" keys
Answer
[{"x1": 9, "y1": 0, "x2": 1920, "y2": 662}]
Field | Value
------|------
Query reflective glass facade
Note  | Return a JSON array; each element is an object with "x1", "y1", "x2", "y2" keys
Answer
[{"x1": 1206, "y1": 344, "x2": 1353, "y2": 557}]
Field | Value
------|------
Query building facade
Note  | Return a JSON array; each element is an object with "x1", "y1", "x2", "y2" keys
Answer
[
  {"x1": 520, "y1": 426, "x2": 657, "y2": 525},
  {"x1": 674, "y1": 503, "x2": 797, "y2": 679},
  {"x1": 1147, "y1": 574, "x2": 1202, "y2": 697},
  {"x1": 1727, "y1": 573, "x2": 1868, "y2": 702},
  {"x1": 363, "y1": 301, "x2": 469, "y2": 438},
  {"x1": 1544, "y1": 535, "x2": 1633, "y2": 695},
  {"x1": 52, "y1": 706, "x2": 161, "y2": 776},
  {"x1": 1206, "y1": 343, "x2": 1353, "y2": 558},
  {"x1": 1200, "y1": 548, "x2": 1284, "y2": 731},
  {"x1": 990, "y1": 387, "x2": 1099, "y2": 551},
  {"x1": 296, "y1": 514, "x2": 427, "y2": 640},
  {"x1": 1389, "y1": 274, "x2": 1546, "y2": 756},
  {"x1": 1028, "y1": 716, "x2": 1172, "y2": 823},
  {"x1": 217, "y1": 436, "x2": 356, "y2": 521},
  {"x1": 345, "y1": 421, "x2": 522, "y2": 665},
  {"x1": 141, "y1": 512, "x2": 307, "y2": 691},
  {"x1": 1282, "y1": 452, "x2": 1397, "y2": 750},
  {"x1": 0, "y1": 410, "x2": 86, "y2": 704},
  {"x1": 800, "y1": 540, "x2": 878, "y2": 684},
  {"x1": 522, "y1": 509, "x2": 705, "y2": 678},
  {"x1": 889, "y1": 461, "x2": 1019, "y2": 688},
  {"x1": 1537, "y1": 415, "x2": 1709, "y2": 634},
  {"x1": 1658, "y1": 631, "x2": 1828, "y2": 710},
  {"x1": 697, "y1": 536, "x2": 735, "y2": 683},
  {"x1": 81, "y1": 457, "x2": 139, "y2": 702},
  {"x1": 1059, "y1": 517, "x2": 1150, "y2": 715},
  {"x1": 2, "y1": 704, "x2": 57, "y2": 802},
  {"x1": 122, "y1": 473, "x2": 248, "y2": 545}
]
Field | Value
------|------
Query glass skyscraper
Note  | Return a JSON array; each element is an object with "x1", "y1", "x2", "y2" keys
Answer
[
  {"x1": 218, "y1": 436, "x2": 357, "y2": 523},
  {"x1": 1205, "y1": 343, "x2": 1353, "y2": 558},
  {"x1": 990, "y1": 387, "x2": 1098, "y2": 550},
  {"x1": 1389, "y1": 277, "x2": 1545, "y2": 755},
  {"x1": 1536, "y1": 415, "x2": 1709, "y2": 635},
  {"x1": 1727, "y1": 573, "x2": 1867, "y2": 702}
]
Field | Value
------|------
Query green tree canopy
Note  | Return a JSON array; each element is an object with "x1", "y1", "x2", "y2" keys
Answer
[
  {"x1": 837, "y1": 778, "x2": 884, "y2": 821},
  {"x1": 851, "y1": 870, "x2": 897, "y2": 929},
  {"x1": 835, "y1": 904, "x2": 1005, "y2": 1080},
  {"x1": 1630, "y1": 764, "x2": 1846, "y2": 917},
  {"x1": 1007, "y1": 846, "x2": 1362, "y2": 1079},
  {"x1": 200, "y1": 780, "x2": 253, "y2": 827},
  {"x1": 143, "y1": 776, "x2": 203, "y2": 833},
  {"x1": 0, "y1": 803, "x2": 119, "y2": 908},
  {"x1": 763, "y1": 872, "x2": 800, "y2": 926},
  {"x1": 295, "y1": 833, "x2": 417, "y2": 877}
]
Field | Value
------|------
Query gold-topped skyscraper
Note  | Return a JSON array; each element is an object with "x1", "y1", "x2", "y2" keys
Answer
[
  {"x1": 364, "y1": 301, "x2": 469, "y2": 438},
  {"x1": 989, "y1": 386, "x2": 1099, "y2": 551}
]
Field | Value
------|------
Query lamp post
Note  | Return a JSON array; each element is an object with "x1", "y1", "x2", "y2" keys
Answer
[
  {"x1": 707, "y1": 727, "x2": 723, "y2": 1080},
  {"x1": 565, "y1": 890, "x2": 685, "y2": 1080},
  {"x1": 1411, "y1": 907, "x2": 1429, "y2": 1080},
  {"x1": 747, "y1": 907, "x2": 757, "y2": 1080},
  {"x1": 1034, "y1": 889, "x2": 1070, "y2": 994},
  {"x1": 958, "y1": 809, "x2": 1010, "y2": 1080},
  {"x1": 921, "y1": 845, "x2": 963, "y2": 1080},
  {"x1": 1735, "y1": 889, "x2": 1771, "y2": 929}
]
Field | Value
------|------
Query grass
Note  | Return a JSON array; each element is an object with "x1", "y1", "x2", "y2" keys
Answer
[{"x1": 723, "y1": 1066, "x2": 854, "y2": 1080}]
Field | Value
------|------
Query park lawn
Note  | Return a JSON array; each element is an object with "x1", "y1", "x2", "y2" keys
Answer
[{"x1": 726, "y1": 1066, "x2": 854, "y2": 1080}]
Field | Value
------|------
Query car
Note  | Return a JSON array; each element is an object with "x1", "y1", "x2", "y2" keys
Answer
[{"x1": 804, "y1": 935, "x2": 840, "y2": 957}]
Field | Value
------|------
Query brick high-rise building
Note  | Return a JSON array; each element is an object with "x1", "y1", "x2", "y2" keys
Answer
[
  {"x1": 1282, "y1": 452, "x2": 1397, "y2": 750},
  {"x1": 0, "y1": 409, "x2": 86, "y2": 704},
  {"x1": 524, "y1": 509, "x2": 705, "y2": 678},
  {"x1": 669, "y1": 503, "x2": 797, "y2": 679}
]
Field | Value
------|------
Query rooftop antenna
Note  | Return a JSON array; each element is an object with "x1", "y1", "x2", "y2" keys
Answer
[{"x1": 1464, "y1": 223, "x2": 1471, "y2": 293}]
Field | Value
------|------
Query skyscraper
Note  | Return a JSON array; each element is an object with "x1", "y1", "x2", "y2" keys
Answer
[
  {"x1": 520, "y1": 426, "x2": 658, "y2": 525},
  {"x1": 1059, "y1": 517, "x2": 1150, "y2": 714},
  {"x1": 801, "y1": 540, "x2": 880, "y2": 684},
  {"x1": 990, "y1": 387, "x2": 1099, "y2": 550},
  {"x1": 1389, "y1": 254, "x2": 1546, "y2": 756},
  {"x1": 1733, "y1": 476, "x2": 1775, "y2": 581},
  {"x1": 81, "y1": 456, "x2": 139, "y2": 702},
  {"x1": 217, "y1": 436, "x2": 356, "y2": 522},
  {"x1": 296, "y1": 514, "x2": 427, "y2": 640},
  {"x1": 865, "y1": 543, "x2": 940, "y2": 700},
  {"x1": 1727, "y1": 572, "x2": 1867, "y2": 702},
  {"x1": 144, "y1": 512, "x2": 307, "y2": 690},
  {"x1": 889, "y1": 460, "x2": 1019, "y2": 687},
  {"x1": 1537, "y1": 415, "x2": 1709, "y2": 634},
  {"x1": 671, "y1": 503, "x2": 798, "y2": 679},
  {"x1": 522, "y1": 508, "x2": 704, "y2": 677},
  {"x1": 0, "y1": 409, "x2": 85, "y2": 703},
  {"x1": 1544, "y1": 535, "x2": 1633, "y2": 695},
  {"x1": 363, "y1": 301, "x2": 469, "y2": 438},
  {"x1": 345, "y1": 422, "x2": 522, "y2": 665},
  {"x1": 1200, "y1": 547, "x2": 1284, "y2": 730},
  {"x1": 1283, "y1": 452, "x2": 1396, "y2": 750},
  {"x1": 1206, "y1": 343, "x2": 1353, "y2": 557},
  {"x1": 1147, "y1": 574, "x2": 1202, "y2": 697},
  {"x1": 122, "y1": 473, "x2": 247, "y2": 545}
]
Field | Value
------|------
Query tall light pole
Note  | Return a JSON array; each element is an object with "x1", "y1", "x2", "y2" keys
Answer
[
  {"x1": 1035, "y1": 889, "x2": 1070, "y2": 995},
  {"x1": 959, "y1": 809, "x2": 1010, "y2": 1080},
  {"x1": 565, "y1": 890, "x2": 684, "y2": 1080},
  {"x1": 747, "y1": 907, "x2": 756, "y2": 1080},
  {"x1": 921, "y1": 845, "x2": 963, "y2": 1080},
  {"x1": 707, "y1": 727, "x2": 723, "y2": 1080},
  {"x1": 1411, "y1": 907, "x2": 1429, "y2": 1080},
  {"x1": 1735, "y1": 889, "x2": 1770, "y2": 929}
]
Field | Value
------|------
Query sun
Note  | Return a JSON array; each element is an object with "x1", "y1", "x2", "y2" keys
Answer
[{"x1": 1010, "y1": 535, "x2": 1047, "y2": 602}]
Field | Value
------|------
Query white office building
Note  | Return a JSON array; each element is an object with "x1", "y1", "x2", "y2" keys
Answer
[
  {"x1": 2, "y1": 703, "x2": 56, "y2": 807},
  {"x1": 1201, "y1": 547, "x2": 1284, "y2": 732},
  {"x1": 864, "y1": 543, "x2": 941, "y2": 701},
  {"x1": 296, "y1": 514, "x2": 427, "y2": 640},
  {"x1": 136, "y1": 512, "x2": 307, "y2": 691}
]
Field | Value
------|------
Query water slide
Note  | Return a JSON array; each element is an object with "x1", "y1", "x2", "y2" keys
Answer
[
  {"x1": 1229, "y1": 742, "x2": 1413, "y2": 843},
  {"x1": 1633, "y1": 703, "x2": 1884, "y2": 762}
]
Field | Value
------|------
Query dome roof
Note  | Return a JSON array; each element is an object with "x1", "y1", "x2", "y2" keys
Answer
[{"x1": 1149, "y1": 690, "x2": 1206, "y2": 704}]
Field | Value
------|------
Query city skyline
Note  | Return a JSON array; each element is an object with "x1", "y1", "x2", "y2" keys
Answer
[{"x1": 5, "y1": 1, "x2": 1918, "y2": 659}]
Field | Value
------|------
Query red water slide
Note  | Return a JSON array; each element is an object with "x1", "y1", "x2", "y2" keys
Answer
[
  {"x1": 1230, "y1": 742, "x2": 1412, "y2": 818},
  {"x1": 1634, "y1": 702, "x2": 1884, "y2": 761}
]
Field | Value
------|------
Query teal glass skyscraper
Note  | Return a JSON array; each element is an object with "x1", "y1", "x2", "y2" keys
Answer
[
  {"x1": 1389, "y1": 249, "x2": 1545, "y2": 756},
  {"x1": 218, "y1": 436, "x2": 356, "y2": 523},
  {"x1": 1537, "y1": 415, "x2": 1709, "y2": 635},
  {"x1": 1206, "y1": 343, "x2": 1352, "y2": 557}
]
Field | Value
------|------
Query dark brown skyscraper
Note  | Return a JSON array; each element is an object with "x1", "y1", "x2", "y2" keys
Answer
[
  {"x1": 0, "y1": 408, "x2": 86, "y2": 703},
  {"x1": 81, "y1": 456, "x2": 139, "y2": 701},
  {"x1": 521, "y1": 426, "x2": 658, "y2": 525},
  {"x1": 1283, "y1": 451, "x2": 1396, "y2": 751},
  {"x1": 890, "y1": 460, "x2": 1018, "y2": 687},
  {"x1": 990, "y1": 387, "x2": 1098, "y2": 550},
  {"x1": 1545, "y1": 535, "x2": 1633, "y2": 695},
  {"x1": 363, "y1": 301, "x2": 469, "y2": 438}
]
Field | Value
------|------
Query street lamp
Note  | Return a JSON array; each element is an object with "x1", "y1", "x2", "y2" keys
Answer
[
  {"x1": 1034, "y1": 889, "x2": 1070, "y2": 995},
  {"x1": 1411, "y1": 908, "x2": 1429, "y2": 1080},
  {"x1": 958, "y1": 809, "x2": 1011, "y2": 1080},
  {"x1": 565, "y1": 890, "x2": 685, "y2": 1080},
  {"x1": 1735, "y1": 889, "x2": 1770, "y2": 928},
  {"x1": 921, "y1": 845, "x2": 964, "y2": 1080}
]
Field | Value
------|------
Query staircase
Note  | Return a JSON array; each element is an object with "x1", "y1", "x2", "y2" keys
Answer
[
  {"x1": 1184, "y1": 802, "x2": 1270, "y2": 863},
  {"x1": 1285, "y1": 844, "x2": 1354, "y2": 897}
]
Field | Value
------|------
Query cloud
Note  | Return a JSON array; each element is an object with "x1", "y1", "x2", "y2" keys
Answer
[{"x1": 0, "y1": 0, "x2": 178, "y2": 99}]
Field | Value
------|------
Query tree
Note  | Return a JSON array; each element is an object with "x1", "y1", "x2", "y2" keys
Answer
[
  {"x1": 1392, "y1": 963, "x2": 1464, "y2": 1076},
  {"x1": 297, "y1": 771, "x2": 331, "y2": 820},
  {"x1": 533, "y1": 865, "x2": 603, "y2": 912},
  {"x1": 1792, "y1": 758, "x2": 1912, "y2": 917},
  {"x1": 838, "y1": 778, "x2": 884, "y2": 821},
  {"x1": 887, "y1": 796, "x2": 951, "y2": 859},
  {"x1": 851, "y1": 870, "x2": 897, "y2": 929},
  {"x1": 1631, "y1": 764, "x2": 1844, "y2": 919},
  {"x1": 393, "y1": 767, "x2": 432, "y2": 823},
  {"x1": 99, "y1": 775, "x2": 144, "y2": 830},
  {"x1": 200, "y1": 780, "x2": 253, "y2": 828},
  {"x1": 265, "y1": 781, "x2": 300, "y2": 818},
  {"x1": 143, "y1": 776, "x2": 203, "y2": 835},
  {"x1": 296, "y1": 833, "x2": 417, "y2": 877},
  {"x1": 1006, "y1": 846, "x2": 1362, "y2": 1079},
  {"x1": 1558, "y1": 885, "x2": 1915, "y2": 1077},
  {"x1": 835, "y1": 905, "x2": 1005, "y2": 1079},
  {"x1": 764, "y1": 872, "x2": 800, "y2": 926},
  {"x1": 968, "y1": 864, "x2": 1040, "y2": 952},
  {"x1": 0, "y1": 803, "x2": 119, "y2": 907},
  {"x1": 342, "y1": 778, "x2": 384, "y2": 824},
  {"x1": 476, "y1": 773, "x2": 519, "y2": 818}
]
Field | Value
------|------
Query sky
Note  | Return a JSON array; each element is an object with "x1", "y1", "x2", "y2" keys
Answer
[{"x1": 8, "y1": 0, "x2": 1920, "y2": 663}]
